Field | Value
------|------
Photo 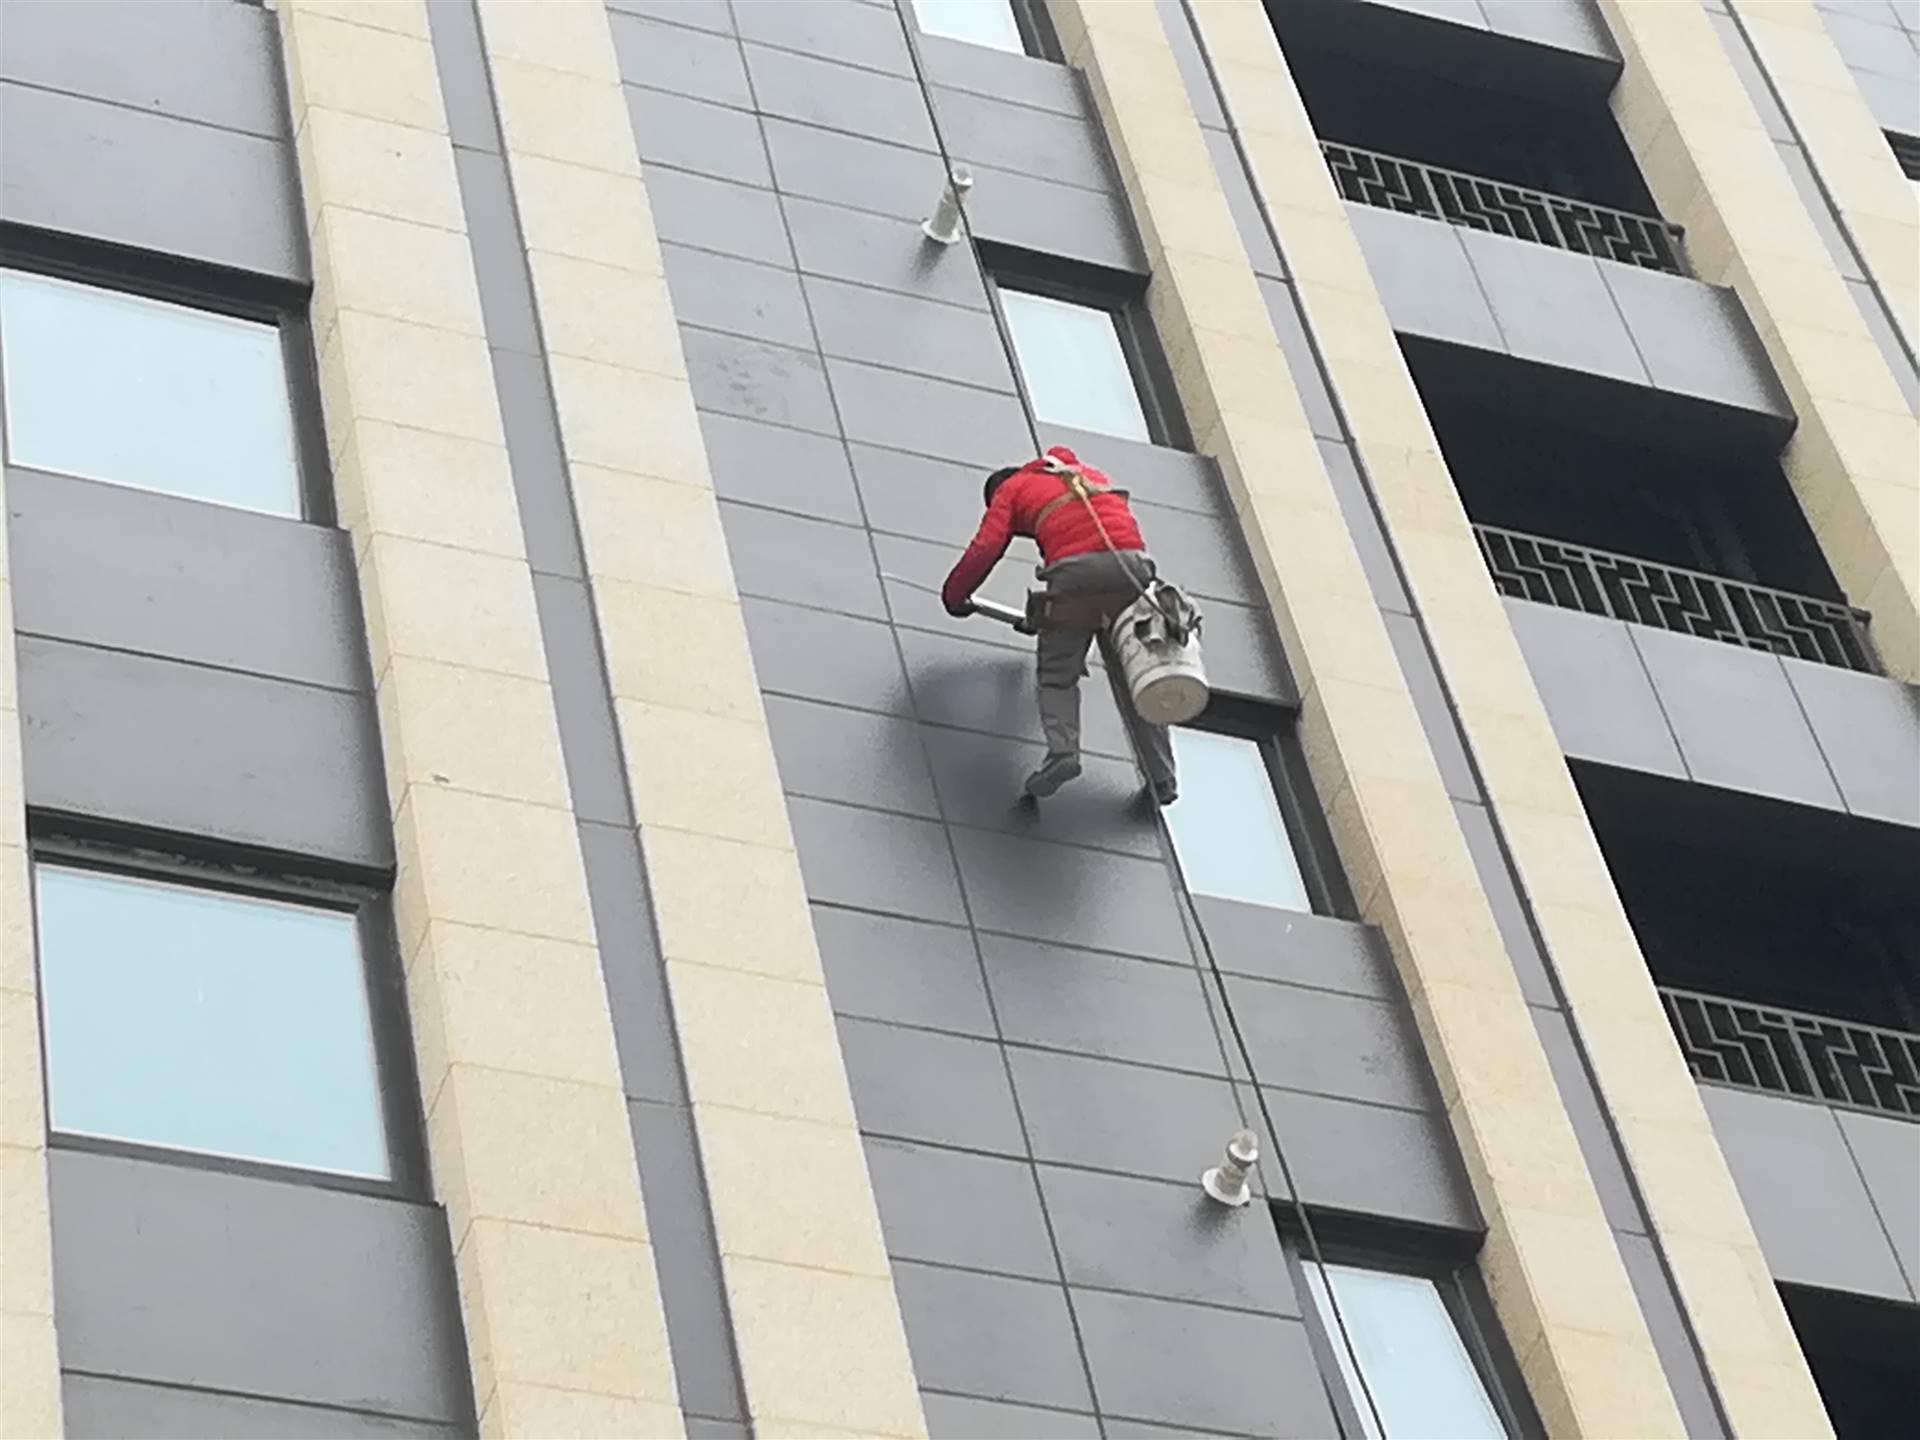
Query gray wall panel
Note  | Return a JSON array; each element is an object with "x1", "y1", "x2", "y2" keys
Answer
[
  {"x1": 805, "y1": 275, "x2": 1015, "y2": 391},
  {"x1": 1038, "y1": 1167, "x2": 1300, "y2": 1314},
  {"x1": 663, "y1": 221, "x2": 844, "y2": 349},
  {"x1": 866, "y1": 1138, "x2": 1059, "y2": 1279},
  {"x1": 62, "y1": 1376, "x2": 462, "y2": 1440},
  {"x1": 743, "y1": 42, "x2": 934, "y2": 149},
  {"x1": 49, "y1": 1151, "x2": 470, "y2": 1424},
  {"x1": 1459, "y1": 230, "x2": 1647, "y2": 386},
  {"x1": 720, "y1": 501, "x2": 887, "y2": 617},
  {"x1": 982, "y1": 937, "x2": 1227, "y2": 1075},
  {"x1": 967, "y1": 162, "x2": 1147, "y2": 274},
  {"x1": 1629, "y1": 628, "x2": 1845, "y2": 812},
  {"x1": 827, "y1": 357, "x2": 1032, "y2": 464},
  {"x1": 1350, "y1": 201, "x2": 1795, "y2": 425},
  {"x1": 788, "y1": 795, "x2": 968, "y2": 922},
  {"x1": 625, "y1": 85, "x2": 770, "y2": 186},
  {"x1": 1504, "y1": 600, "x2": 1686, "y2": 778},
  {"x1": 1347, "y1": 204, "x2": 1504, "y2": 349},
  {"x1": 898, "y1": 627, "x2": 1136, "y2": 761},
  {"x1": 740, "y1": 598, "x2": 912, "y2": 714},
  {"x1": 764, "y1": 693, "x2": 943, "y2": 816},
  {"x1": 698, "y1": 412, "x2": 865, "y2": 524},
  {"x1": 784, "y1": 195, "x2": 991, "y2": 307},
  {"x1": 643, "y1": 167, "x2": 792, "y2": 267},
  {"x1": 1223, "y1": 977, "x2": 1438, "y2": 1111},
  {"x1": 610, "y1": 11, "x2": 751, "y2": 105},
  {"x1": 1266, "y1": 1088, "x2": 1481, "y2": 1230},
  {"x1": 1007, "y1": 1047, "x2": 1247, "y2": 1184},
  {"x1": 934, "y1": 88, "x2": 1114, "y2": 193},
  {"x1": 1600, "y1": 263, "x2": 1796, "y2": 418},
  {"x1": 734, "y1": 0, "x2": 913, "y2": 73},
  {"x1": 18, "y1": 637, "x2": 391, "y2": 870},
  {"x1": 1072, "y1": 1290, "x2": 1337, "y2": 1437},
  {"x1": 918, "y1": 35, "x2": 1086, "y2": 118},
  {"x1": 684, "y1": 328, "x2": 840, "y2": 434},
  {"x1": 921, "y1": 726, "x2": 1160, "y2": 857},
  {"x1": 1699, "y1": 1085, "x2": 1913, "y2": 1300},
  {"x1": 922, "y1": 1393, "x2": 1101, "y2": 1440},
  {"x1": 1189, "y1": 899, "x2": 1400, "y2": 999},
  {"x1": 814, "y1": 905, "x2": 998, "y2": 1037},
  {"x1": 7, "y1": 469, "x2": 370, "y2": 694},
  {"x1": 839, "y1": 1017, "x2": 1026, "y2": 1154},
  {"x1": 1782, "y1": 658, "x2": 1920, "y2": 827},
  {"x1": 761, "y1": 114, "x2": 943, "y2": 220},
  {"x1": 893, "y1": 1263, "x2": 1094, "y2": 1413},
  {"x1": 0, "y1": 0, "x2": 287, "y2": 139},
  {"x1": 1834, "y1": 1108, "x2": 1920, "y2": 1295},
  {"x1": 0, "y1": 82, "x2": 304, "y2": 283},
  {"x1": 952, "y1": 829, "x2": 1191, "y2": 962}
]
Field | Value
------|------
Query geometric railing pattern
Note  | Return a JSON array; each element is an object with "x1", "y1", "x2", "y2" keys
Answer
[
  {"x1": 1661, "y1": 986, "x2": 1920, "y2": 1121},
  {"x1": 1476, "y1": 524, "x2": 1882, "y2": 674},
  {"x1": 1324, "y1": 140, "x2": 1689, "y2": 275}
]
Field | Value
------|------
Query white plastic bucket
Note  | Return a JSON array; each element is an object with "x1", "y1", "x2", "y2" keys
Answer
[{"x1": 1109, "y1": 594, "x2": 1209, "y2": 725}]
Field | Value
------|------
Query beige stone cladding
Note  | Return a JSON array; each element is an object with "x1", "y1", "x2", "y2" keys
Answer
[
  {"x1": 279, "y1": 2, "x2": 681, "y2": 1434},
  {"x1": 471, "y1": 1, "x2": 927, "y2": 1435}
]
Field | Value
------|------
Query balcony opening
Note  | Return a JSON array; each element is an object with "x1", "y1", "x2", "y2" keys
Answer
[
  {"x1": 1780, "y1": 1286, "x2": 1920, "y2": 1438},
  {"x1": 1577, "y1": 765, "x2": 1920, "y2": 1117},
  {"x1": 1407, "y1": 344, "x2": 1880, "y2": 671},
  {"x1": 1265, "y1": 0, "x2": 1644, "y2": 205},
  {"x1": 1263, "y1": 0, "x2": 1675, "y2": 268}
]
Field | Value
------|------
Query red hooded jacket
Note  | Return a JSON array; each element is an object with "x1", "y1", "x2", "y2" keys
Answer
[{"x1": 942, "y1": 447, "x2": 1144, "y2": 614}]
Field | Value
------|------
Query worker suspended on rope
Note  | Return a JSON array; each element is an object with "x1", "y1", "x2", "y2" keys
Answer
[{"x1": 942, "y1": 445, "x2": 1180, "y2": 805}]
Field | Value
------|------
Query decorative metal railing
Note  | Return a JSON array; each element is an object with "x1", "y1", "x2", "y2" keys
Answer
[
  {"x1": 1661, "y1": 987, "x2": 1920, "y2": 1120},
  {"x1": 1323, "y1": 141, "x2": 1688, "y2": 275},
  {"x1": 1475, "y1": 524, "x2": 1881, "y2": 674}
]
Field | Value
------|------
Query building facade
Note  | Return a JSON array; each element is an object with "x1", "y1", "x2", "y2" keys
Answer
[{"x1": 0, "y1": 0, "x2": 1914, "y2": 1436}]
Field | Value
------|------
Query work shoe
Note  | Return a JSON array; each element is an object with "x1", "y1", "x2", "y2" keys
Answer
[{"x1": 1024, "y1": 753, "x2": 1082, "y2": 799}]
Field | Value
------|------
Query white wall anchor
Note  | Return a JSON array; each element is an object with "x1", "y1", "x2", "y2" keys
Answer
[
  {"x1": 1201, "y1": 1129, "x2": 1260, "y2": 1207},
  {"x1": 922, "y1": 165, "x2": 975, "y2": 245}
]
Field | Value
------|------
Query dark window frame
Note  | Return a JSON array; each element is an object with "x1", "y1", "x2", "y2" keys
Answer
[
  {"x1": 0, "y1": 223, "x2": 335, "y2": 527},
  {"x1": 1176, "y1": 696, "x2": 1357, "y2": 921},
  {"x1": 26, "y1": 824, "x2": 429, "y2": 1202},
  {"x1": 1276, "y1": 1217, "x2": 1542, "y2": 1440},
  {"x1": 983, "y1": 245, "x2": 1193, "y2": 452}
]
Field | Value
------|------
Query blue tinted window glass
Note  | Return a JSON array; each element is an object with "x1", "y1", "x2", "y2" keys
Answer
[
  {"x1": 35, "y1": 866, "x2": 388, "y2": 1179},
  {"x1": 1304, "y1": 1264, "x2": 1507, "y2": 1440},
  {"x1": 910, "y1": 0, "x2": 1026, "y2": 52},
  {"x1": 1001, "y1": 288, "x2": 1151, "y2": 442},
  {"x1": 0, "y1": 268, "x2": 301, "y2": 516},
  {"x1": 1165, "y1": 729, "x2": 1312, "y2": 911}
]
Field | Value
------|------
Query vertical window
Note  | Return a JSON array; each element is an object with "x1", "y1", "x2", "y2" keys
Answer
[
  {"x1": 999, "y1": 286, "x2": 1153, "y2": 443},
  {"x1": 1303, "y1": 1263, "x2": 1508, "y2": 1440},
  {"x1": 1164, "y1": 729, "x2": 1313, "y2": 912},
  {"x1": 34, "y1": 864, "x2": 391, "y2": 1180},
  {"x1": 0, "y1": 267, "x2": 302, "y2": 516},
  {"x1": 909, "y1": 0, "x2": 1028, "y2": 54}
]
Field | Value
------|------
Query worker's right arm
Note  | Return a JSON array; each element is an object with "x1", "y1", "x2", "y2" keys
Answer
[{"x1": 941, "y1": 488, "x2": 1017, "y2": 616}]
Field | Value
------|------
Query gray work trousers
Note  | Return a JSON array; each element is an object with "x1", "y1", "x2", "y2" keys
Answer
[{"x1": 1035, "y1": 551, "x2": 1177, "y2": 788}]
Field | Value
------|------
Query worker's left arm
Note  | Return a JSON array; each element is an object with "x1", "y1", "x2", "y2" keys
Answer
[{"x1": 942, "y1": 489, "x2": 1017, "y2": 616}]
